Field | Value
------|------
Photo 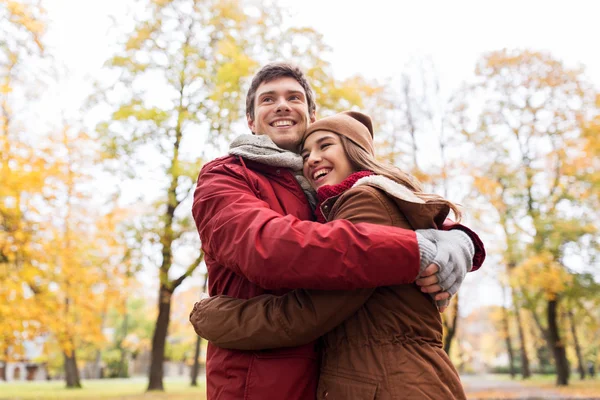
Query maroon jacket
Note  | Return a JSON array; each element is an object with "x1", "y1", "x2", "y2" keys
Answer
[{"x1": 192, "y1": 155, "x2": 484, "y2": 400}]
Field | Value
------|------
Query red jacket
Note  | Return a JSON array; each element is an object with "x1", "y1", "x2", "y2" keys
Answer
[{"x1": 192, "y1": 155, "x2": 484, "y2": 400}]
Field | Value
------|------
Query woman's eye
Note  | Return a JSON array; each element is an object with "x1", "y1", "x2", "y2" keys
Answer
[
  {"x1": 301, "y1": 154, "x2": 308, "y2": 161},
  {"x1": 321, "y1": 143, "x2": 331, "y2": 150}
]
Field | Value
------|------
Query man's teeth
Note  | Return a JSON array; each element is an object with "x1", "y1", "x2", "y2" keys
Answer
[
  {"x1": 313, "y1": 169, "x2": 331, "y2": 180},
  {"x1": 273, "y1": 120, "x2": 293, "y2": 127}
]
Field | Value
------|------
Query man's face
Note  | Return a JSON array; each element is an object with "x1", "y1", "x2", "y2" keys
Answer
[{"x1": 247, "y1": 77, "x2": 316, "y2": 152}]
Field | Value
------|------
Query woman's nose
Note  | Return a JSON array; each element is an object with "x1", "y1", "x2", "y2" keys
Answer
[{"x1": 307, "y1": 153, "x2": 321, "y2": 166}]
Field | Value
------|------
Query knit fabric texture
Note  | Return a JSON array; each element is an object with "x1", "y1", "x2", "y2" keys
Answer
[
  {"x1": 229, "y1": 134, "x2": 318, "y2": 209},
  {"x1": 304, "y1": 111, "x2": 375, "y2": 156},
  {"x1": 314, "y1": 170, "x2": 374, "y2": 223}
]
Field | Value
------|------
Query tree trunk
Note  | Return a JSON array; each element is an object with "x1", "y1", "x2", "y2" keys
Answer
[
  {"x1": 568, "y1": 309, "x2": 585, "y2": 380},
  {"x1": 63, "y1": 350, "x2": 81, "y2": 388},
  {"x1": 147, "y1": 284, "x2": 172, "y2": 391},
  {"x1": 92, "y1": 349, "x2": 102, "y2": 379},
  {"x1": 548, "y1": 298, "x2": 570, "y2": 386},
  {"x1": 502, "y1": 305, "x2": 516, "y2": 378},
  {"x1": 513, "y1": 301, "x2": 531, "y2": 378},
  {"x1": 1, "y1": 348, "x2": 7, "y2": 381},
  {"x1": 191, "y1": 335, "x2": 202, "y2": 386},
  {"x1": 191, "y1": 273, "x2": 209, "y2": 387},
  {"x1": 442, "y1": 294, "x2": 459, "y2": 355},
  {"x1": 118, "y1": 310, "x2": 129, "y2": 378},
  {"x1": 500, "y1": 283, "x2": 516, "y2": 378}
]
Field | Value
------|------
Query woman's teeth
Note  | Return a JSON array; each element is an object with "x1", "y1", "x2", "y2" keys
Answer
[{"x1": 313, "y1": 169, "x2": 331, "y2": 180}]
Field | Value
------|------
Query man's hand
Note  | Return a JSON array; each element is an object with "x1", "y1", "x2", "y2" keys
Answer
[
  {"x1": 415, "y1": 264, "x2": 452, "y2": 312},
  {"x1": 415, "y1": 264, "x2": 445, "y2": 294}
]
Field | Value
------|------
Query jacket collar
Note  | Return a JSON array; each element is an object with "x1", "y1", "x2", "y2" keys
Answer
[
  {"x1": 315, "y1": 171, "x2": 373, "y2": 223},
  {"x1": 319, "y1": 174, "x2": 450, "y2": 229}
]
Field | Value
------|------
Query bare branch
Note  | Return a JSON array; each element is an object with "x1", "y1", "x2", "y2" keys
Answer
[{"x1": 171, "y1": 251, "x2": 204, "y2": 290}]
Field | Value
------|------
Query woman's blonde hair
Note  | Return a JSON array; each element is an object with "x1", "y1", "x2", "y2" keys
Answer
[{"x1": 340, "y1": 136, "x2": 462, "y2": 221}]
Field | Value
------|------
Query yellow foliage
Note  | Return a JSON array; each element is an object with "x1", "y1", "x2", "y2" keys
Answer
[
  {"x1": 213, "y1": 0, "x2": 245, "y2": 24},
  {"x1": 2, "y1": 0, "x2": 46, "y2": 51},
  {"x1": 125, "y1": 25, "x2": 154, "y2": 51},
  {"x1": 152, "y1": 0, "x2": 173, "y2": 6},
  {"x1": 512, "y1": 252, "x2": 572, "y2": 299}
]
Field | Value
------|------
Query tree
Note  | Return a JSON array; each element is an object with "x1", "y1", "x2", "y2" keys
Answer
[
  {"x1": 466, "y1": 171, "x2": 532, "y2": 379},
  {"x1": 0, "y1": 0, "x2": 50, "y2": 372},
  {"x1": 38, "y1": 125, "x2": 130, "y2": 388},
  {"x1": 190, "y1": 273, "x2": 208, "y2": 387},
  {"x1": 458, "y1": 49, "x2": 599, "y2": 386},
  {"x1": 500, "y1": 282, "x2": 516, "y2": 378}
]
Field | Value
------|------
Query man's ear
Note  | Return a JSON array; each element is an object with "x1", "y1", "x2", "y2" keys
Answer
[
  {"x1": 309, "y1": 109, "x2": 316, "y2": 123},
  {"x1": 246, "y1": 114, "x2": 256, "y2": 133}
]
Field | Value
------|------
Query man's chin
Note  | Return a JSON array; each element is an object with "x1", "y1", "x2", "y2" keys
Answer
[{"x1": 269, "y1": 134, "x2": 302, "y2": 152}]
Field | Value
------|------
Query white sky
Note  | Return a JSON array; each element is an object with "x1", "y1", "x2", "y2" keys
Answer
[
  {"x1": 39, "y1": 0, "x2": 599, "y2": 315},
  {"x1": 44, "y1": 0, "x2": 600, "y2": 94}
]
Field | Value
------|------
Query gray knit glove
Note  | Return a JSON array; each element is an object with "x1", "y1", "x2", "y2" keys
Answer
[{"x1": 415, "y1": 229, "x2": 475, "y2": 297}]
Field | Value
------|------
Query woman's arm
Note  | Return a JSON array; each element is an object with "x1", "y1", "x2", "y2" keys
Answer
[{"x1": 190, "y1": 289, "x2": 373, "y2": 350}]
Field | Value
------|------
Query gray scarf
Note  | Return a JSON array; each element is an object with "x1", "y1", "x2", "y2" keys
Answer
[{"x1": 229, "y1": 134, "x2": 317, "y2": 209}]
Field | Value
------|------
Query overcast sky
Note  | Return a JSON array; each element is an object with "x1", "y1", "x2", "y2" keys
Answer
[{"x1": 44, "y1": 0, "x2": 600, "y2": 95}]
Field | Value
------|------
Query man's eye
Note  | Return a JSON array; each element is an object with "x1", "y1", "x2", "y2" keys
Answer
[
  {"x1": 262, "y1": 97, "x2": 273, "y2": 103},
  {"x1": 289, "y1": 95, "x2": 301, "y2": 101}
]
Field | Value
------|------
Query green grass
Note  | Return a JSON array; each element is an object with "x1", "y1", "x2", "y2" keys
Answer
[
  {"x1": 489, "y1": 373, "x2": 559, "y2": 383},
  {"x1": 0, "y1": 377, "x2": 206, "y2": 400},
  {"x1": 467, "y1": 373, "x2": 600, "y2": 398}
]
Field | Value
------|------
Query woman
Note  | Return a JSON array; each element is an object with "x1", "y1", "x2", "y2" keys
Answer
[{"x1": 190, "y1": 111, "x2": 476, "y2": 399}]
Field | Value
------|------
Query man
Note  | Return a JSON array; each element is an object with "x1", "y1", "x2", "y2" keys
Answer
[{"x1": 192, "y1": 63, "x2": 485, "y2": 399}]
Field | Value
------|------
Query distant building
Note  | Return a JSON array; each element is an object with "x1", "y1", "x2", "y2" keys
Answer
[
  {"x1": 0, "y1": 360, "x2": 48, "y2": 381},
  {"x1": 0, "y1": 339, "x2": 49, "y2": 381}
]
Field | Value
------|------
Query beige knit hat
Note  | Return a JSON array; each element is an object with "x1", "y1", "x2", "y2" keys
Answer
[{"x1": 303, "y1": 111, "x2": 374, "y2": 156}]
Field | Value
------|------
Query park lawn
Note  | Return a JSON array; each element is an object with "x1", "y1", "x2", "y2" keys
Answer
[
  {"x1": 471, "y1": 374, "x2": 600, "y2": 399},
  {"x1": 507, "y1": 373, "x2": 600, "y2": 394},
  {"x1": 529, "y1": 377, "x2": 600, "y2": 397},
  {"x1": 0, "y1": 377, "x2": 206, "y2": 400}
]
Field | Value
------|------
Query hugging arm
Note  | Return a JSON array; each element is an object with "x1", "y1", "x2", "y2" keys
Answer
[
  {"x1": 189, "y1": 187, "x2": 409, "y2": 350},
  {"x1": 190, "y1": 288, "x2": 373, "y2": 350},
  {"x1": 193, "y1": 160, "x2": 422, "y2": 290}
]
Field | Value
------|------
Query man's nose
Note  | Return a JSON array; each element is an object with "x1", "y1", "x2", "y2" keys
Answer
[{"x1": 275, "y1": 97, "x2": 291, "y2": 112}]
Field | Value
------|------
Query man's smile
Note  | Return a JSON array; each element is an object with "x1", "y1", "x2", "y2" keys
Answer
[{"x1": 271, "y1": 119, "x2": 296, "y2": 128}]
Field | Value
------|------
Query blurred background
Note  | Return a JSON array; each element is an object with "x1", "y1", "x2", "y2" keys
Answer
[{"x1": 1, "y1": 0, "x2": 599, "y2": 398}]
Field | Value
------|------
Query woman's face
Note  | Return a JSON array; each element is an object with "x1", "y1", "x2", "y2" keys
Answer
[{"x1": 301, "y1": 131, "x2": 356, "y2": 190}]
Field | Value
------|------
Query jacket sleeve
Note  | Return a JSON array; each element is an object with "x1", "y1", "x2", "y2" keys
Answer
[
  {"x1": 190, "y1": 288, "x2": 374, "y2": 350},
  {"x1": 193, "y1": 161, "x2": 420, "y2": 290},
  {"x1": 442, "y1": 219, "x2": 486, "y2": 271},
  {"x1": 189, "y1": 186, "x2": 401, "y2": 350}
]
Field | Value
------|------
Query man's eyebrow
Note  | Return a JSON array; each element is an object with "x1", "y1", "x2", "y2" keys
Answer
[{"x1": 258, "y1": 90, "x2": 305, "y2": 98}]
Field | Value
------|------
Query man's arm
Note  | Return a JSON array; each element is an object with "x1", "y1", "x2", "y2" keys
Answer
[
  {"x1": 190, "y1": 289, "x2": 373, "y2": 350},
  {"x1": 194, "y1": 159, "x2": 421, "y2": 290}
]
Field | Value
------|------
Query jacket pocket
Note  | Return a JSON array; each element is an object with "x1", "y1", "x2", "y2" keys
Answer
[
  {"x1": 317, "y1": 373, "x2": 378, "y2": 400},
  {"x1": 244, "y1": 344, "x2": 318, "y2": 400}
]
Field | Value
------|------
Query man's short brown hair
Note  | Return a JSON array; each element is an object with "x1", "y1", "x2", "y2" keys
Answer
[{"x1": 246, "y1": 62, "x2": 316, "y2": 120}]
